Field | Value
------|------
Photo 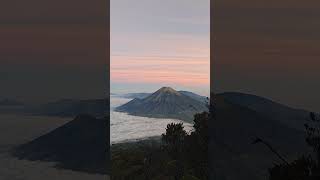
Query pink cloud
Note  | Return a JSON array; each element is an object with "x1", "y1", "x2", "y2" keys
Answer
[
  {"x1": 111, "y1": 31, "x2": 210, "y2": 87},
  {"x1": 111, "y1": 55, "x2": 209, "y2": 86}
]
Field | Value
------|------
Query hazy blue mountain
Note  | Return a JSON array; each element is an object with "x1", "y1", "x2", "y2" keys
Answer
[
  {"x1": 115, "y1": 87, "x2": 208, "y2": 122},
  {"x1": 210, "y1": 92, "x2": 311, "y2": 180},
  {"x1": 0, "y1": 98, "x2": 26, "y2": 114},
  {"x1": 0, "y1": 98, "x2": 24, "y2": 106},
  {"x1": 0, "y1": 98, "x2": 108, "y2": 118},
  {"x1": 119, "y1": 93, "x2": 151, "y2": 99},
  {"x1": 179, "y1": 91, "x2": 208, "y2": 104},
  {"x1": 13, "y1": 114, "x2": 109, "y2": 174},
  {"x1": 33, "y1": 99, "x2": 108, "y2": 118}
]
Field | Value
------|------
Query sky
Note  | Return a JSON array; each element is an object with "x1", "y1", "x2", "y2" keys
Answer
[
  {"x1": 0, "y1": 0, "x2": 108, "y2": 103},
  {"x1": 212, "y1": 0, "x2": 320, "y2": 112},
  {"x1": 3, "y1": 0, "x2": 318, "y2": 111},
  {"x1": 111, "y1": 0, "x2": 210, "y2": 96}
]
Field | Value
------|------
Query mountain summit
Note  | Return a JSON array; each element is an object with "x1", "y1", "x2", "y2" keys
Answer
[
  {"x1": 115, "y1": 87, "x2": 208, "y2": 122},
  {"x1": 157, "y1": 87, "x2": 181, "y2": 94},
  {"x1": 144, "y1": 87, "x2": 182, "y2": 102}
]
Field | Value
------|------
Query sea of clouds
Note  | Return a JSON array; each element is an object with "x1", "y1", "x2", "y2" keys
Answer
[{"x1": 110, "y1": 96, "x2": 193, "y2": 144}]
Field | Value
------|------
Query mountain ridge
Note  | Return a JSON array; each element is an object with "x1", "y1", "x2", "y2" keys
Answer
[
  {"x1": 216, "y1": 92, "x2": 310, "y2": 131},
  {"x1": 13, "y1": 114, "x2": 109, "y2": 174},
  {"x1": 211, "y1": 92, "x2": 312, "y2": 180}
]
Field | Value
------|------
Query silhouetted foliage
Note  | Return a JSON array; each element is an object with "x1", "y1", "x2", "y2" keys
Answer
[
  {"x1": 161, "y1": 112, "x2": 209, "y2": 180},
  {"x1": 269, "y1": 112, "x2": 320, "y2": 180},
  {"x1": 162, "y1": 123, "x2": 187, "y2": 159},
  {"x1": 186, "y1": 112, "x2": 209, "y2": 179},
  {"x1": 269, "y1": 156, "x2": 316, "y2": 180},
  {"x1": 305, "y1": 112, "x2": 320, "y2": 163}
]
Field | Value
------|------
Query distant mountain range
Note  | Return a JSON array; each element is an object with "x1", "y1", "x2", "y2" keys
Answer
[
  {"x1": 0, "y1": 98, "x2": 24, "y2": 106},
  {"x1": 210, "y1": 92, "x2": 312, "y2": 180},
  {"x1": 33, "y1": 99, "x2": 108, "y2": 118},
  {"x1": 0, "y1": 98, "x2": 108, "y2": 118},
  {"x1": 115, "y1": 87, "x2": 208, "y2": 122},
  {"x1": 0, "y1": 99, "x2": 26, "y2": 115},
  {"x1": 117, "y1": 93, "x2": 151, "y2": 99}
]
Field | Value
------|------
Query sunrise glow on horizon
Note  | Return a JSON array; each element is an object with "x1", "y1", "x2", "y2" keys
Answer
[
  {"x1": 111, "y1": 38, "x2": 210, "y2": 86},
  {"x1": 111, "y1": 0, "x2": 210, "y2": 94}
]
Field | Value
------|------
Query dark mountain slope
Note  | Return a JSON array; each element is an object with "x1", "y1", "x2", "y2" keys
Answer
[
  {"x1": 13, "y1": 114, "x2": 109, "y2": 174},
  {"x1": 210, "y1": 94, "x2": 309, "y2": 180}
]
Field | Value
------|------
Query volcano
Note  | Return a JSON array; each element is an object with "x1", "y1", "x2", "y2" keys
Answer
[{"x1": 115, "y1": 87, "x2": 208, "y2": 122}]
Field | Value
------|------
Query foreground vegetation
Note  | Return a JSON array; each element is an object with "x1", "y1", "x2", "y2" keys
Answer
[
  {"x1": 268, "y1": 112, "x2": 320, "y2": 180},
  {"x1": 111, "y1": 112, "x2": 209, "y2": 180}
]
